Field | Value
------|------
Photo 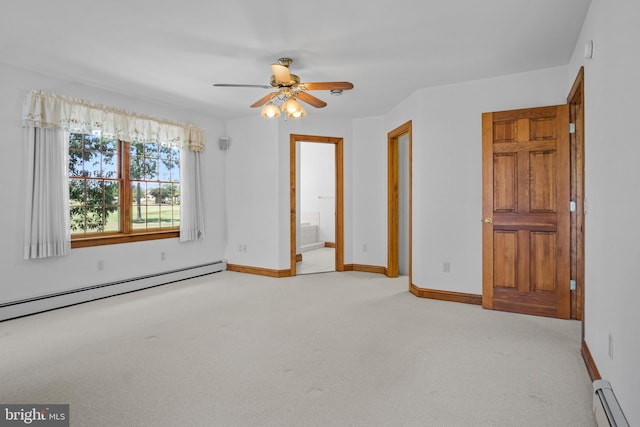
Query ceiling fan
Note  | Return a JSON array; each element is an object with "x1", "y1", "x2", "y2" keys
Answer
[{"x1": 214, "y1": 57, "x2": 354, "y2": 118}]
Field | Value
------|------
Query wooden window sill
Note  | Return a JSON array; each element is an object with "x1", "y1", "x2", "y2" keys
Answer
[{"x1": 71, "y1": 230, "x2": 179, "y2": 248}]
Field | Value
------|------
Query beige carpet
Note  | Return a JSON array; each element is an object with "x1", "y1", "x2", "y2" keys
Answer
[{"x1": 0, "y1": 271, "x2": 596, "y2": 426}]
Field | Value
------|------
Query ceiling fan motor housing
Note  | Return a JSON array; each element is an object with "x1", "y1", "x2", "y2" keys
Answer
[
  {"x1": 271, "y1": 73, "x2": 300, "y2": 88},
  {"x1": 278, "y1": 57, "x2": 293, "y2": 67}
]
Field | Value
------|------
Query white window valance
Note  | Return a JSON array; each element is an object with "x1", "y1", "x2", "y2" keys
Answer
[{"x1": 22, "y1": 90, "x2": 205, "y2": 152}]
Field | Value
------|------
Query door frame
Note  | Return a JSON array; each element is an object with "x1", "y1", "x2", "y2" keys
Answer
[
  {"x1": 568, "y1": 66, "x2": 586, "y2": 324},
  {"x1": 290, "y1": 134, "x2": 344, "y2": 276},
  {"x1": 387, "y1": 121, "x2": 413, "y2": 283}
]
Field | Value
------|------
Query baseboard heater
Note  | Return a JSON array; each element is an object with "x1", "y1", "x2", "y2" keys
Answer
[
  {"x1": 593, "y1": 380, "x2": 629, "y2": 427},
  {"x1": 0, "y1": 260, "x2": 226, "y2": 322}
]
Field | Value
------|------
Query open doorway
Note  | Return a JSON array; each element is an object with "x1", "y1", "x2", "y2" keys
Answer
[
  {"x1": 297, "y1": 141, "x2": 335, "y2": 274},
  {"x1": 387, "y1": 121, "x2": 412, "y2": 284},
  {"x1": 290, "y1": 134, "x2": 344, "y2": 276}
]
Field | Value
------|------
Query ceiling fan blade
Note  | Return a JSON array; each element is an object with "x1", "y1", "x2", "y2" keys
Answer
[
  {"x1": 271, "y1": 64, "x2": 291, "y2": 84},
  {"x1": 300, "y1": 82, "x2": 354, "y2": 91},
  {"x1": 250, "y1": 92, "x2": 279, "y2": 108},
  {"x1": 296, "y1": 91, "x2": 327, "y2": 108},
  {"x1": 214, "y1": 83, "x2": 272, "y2": 89}
]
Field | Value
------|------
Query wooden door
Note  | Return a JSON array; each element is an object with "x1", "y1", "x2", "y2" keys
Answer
[{"x1": 482, "y1": 105, "x2": 570, "y2": 319}]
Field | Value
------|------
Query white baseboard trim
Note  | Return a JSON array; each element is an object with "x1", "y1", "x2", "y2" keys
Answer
[{"x1": 0, "y1": 261, "x2": 226, "y2": 321}]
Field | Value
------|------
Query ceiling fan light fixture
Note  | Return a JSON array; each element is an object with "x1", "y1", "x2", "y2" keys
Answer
[
  {"x1": 281, "y1": 97, "x2": 302, "y2": 115},
  {"x1": 261, "y1": 102, "x2": 281, "y2": 118},
  {"x1": 217, "y1": 58, "x2": 353, "y2": 119}
]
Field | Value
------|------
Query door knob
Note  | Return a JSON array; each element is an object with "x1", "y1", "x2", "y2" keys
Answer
[{"x1": 483, "y1": 217, "x2": 493, "y2": 224}]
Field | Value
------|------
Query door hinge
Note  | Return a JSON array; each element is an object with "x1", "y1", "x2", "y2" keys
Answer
[
  {"x1": 570, "y1": 280, "x2": 577, "y2": 291},
  {"x1": 569, "y1": 123, "x2": 576, "y2": 134},
  {"x1": 570, "y1": 201, "x2": 577, "y2": 212}
]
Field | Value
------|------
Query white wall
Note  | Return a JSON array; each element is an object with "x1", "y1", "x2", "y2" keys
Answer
[
  {"x1": 224, "y1": 115, "x2": 353, "y2": 270},
  {"x1": 0, "y1": 62, "x2": 226, "y2": 305},
  {"x1": 224, "y1": 116, "x2": 280, "y2": 268},
  {"x1": 350, "y1": 67, "x2": 569, "y2": 291},
  {"x1": 352, "y1": 116, "x2": 387, "y2": 267},
  {"x1": 567, "y1": 0, "x2": 640, "y2": 423}
]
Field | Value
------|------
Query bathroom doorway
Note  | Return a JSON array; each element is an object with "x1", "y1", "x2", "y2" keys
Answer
[{"x1": 289, "y1": 134, "x2": 344, "y2": 276}]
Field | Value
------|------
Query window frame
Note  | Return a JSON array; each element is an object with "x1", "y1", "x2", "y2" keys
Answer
[{"x1": 70, "y1": 138, "x2": 180, "y2": 248}]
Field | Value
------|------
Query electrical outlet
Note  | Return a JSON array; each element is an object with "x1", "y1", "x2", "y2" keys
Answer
[
  {"x1": 160, "y1": 252, "x2": 166, "y2": 261},
  {"x1": 362, "y1": 244, "x2": 368, "y2": 252},
  {"x1": 609, "y1": 334, "x2": 614, "y2": 359},
  {"x1": 97, "y1": 260, "x2": 104, "y2": 271},
  {"x1": 242, "y1": 244, "x2": 247, "y2": 252},
  {"x1": 443, "y1": 262, "x2": 451, "y2": 273}
]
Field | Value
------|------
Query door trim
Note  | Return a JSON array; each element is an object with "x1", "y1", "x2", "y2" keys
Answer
[
  {"x1": 387, "y1": 121, "x2": 412, "y2": 284},
  {"x1": 289, "y1": 134, "x2": 344, "y2": 276},
  {"x1": 568, "y1": 66, "x2": 586, "y2": 324}
]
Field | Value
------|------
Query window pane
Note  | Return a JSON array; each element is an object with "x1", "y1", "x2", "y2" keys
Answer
[
  {"x1": 131, "y1": 181, "x2": 146, "y2": 205},
  {"x1": 132, "y1": 204, "x2": 146, "y2": 229},
  {"x1": 102, "y1": 138, "x2": 118, "y2": 155},
  {"x1": 159, "y1": 145, "x2": 172, "y2": 159},
  {"x1": 104, "y1": 181, "x2": 119, "y2": 198},
  {"x1": 171, "y1": 160, "x2": 180, "y2": 182},
  {"x1": 172, "y1": 205, "x2": 180, "y2": 227},
  {"x1": 85, "y1": 151, "x2": 102, "y2": 177},
  {"x1": 144, "y1": 142, "x2": 158, "y2": 157},
  {"x1": 147, "y1": 205, "x2": 160, "y2": 228},
  {"x1": 147, "y1": 182, "x2": 160, "y2": 205},
  {"x1": 130, "y1": 143, "x2": 144, "y2": 180},
  {"x1": 84, "y1": 134, "x2": 101, "y2": 150},
  {"x1": 102, "y1": 139, "x2": 119, "y2": 178},
  {"x1": 172, "y1": 184, "x2": 180, "y2": 205},
  {"x1": 69, "y1": 150, "x2": 84, "y2": 177},
  {"x1": 144, "y1": 159, "x2": 158, "y2": 181},
  {"x1": 70, "y1": 206, "x2": 86, "y2": 233},
  {"x1": 85, "y1": 205, "x2": 105, "y2": 232},
  {"x1": 158, "y1": 161, "x2": 171, "y2": 181},
  {"x1": 105, "y1": 207, "x2": 120, "y2": 232},
  {"x1": 131, "y1": 142, "x2": 144, "y2": 157},
  {"x1": 69, "y1": 179, "x2": 85, "y2": 204},
  {"x1": 87, "y1": 180, "x2": 104, "y2": 204},
  {"x1": 159, "y1": 204, "x2": 174, "y2": 228},
  {"x1": 69, "y1": 133, "x2": 83, "y2": 150},
  {"x1": 102, "y1": 156, "x2": 117, "y2": 178},
  {"x1": 104, "y1": 182, "x2": 120, "y2": 230}
]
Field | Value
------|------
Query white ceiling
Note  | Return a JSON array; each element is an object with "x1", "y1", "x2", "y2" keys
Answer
[{"x1": 0, "y1": 0, "x2": 591, "y2": 120}]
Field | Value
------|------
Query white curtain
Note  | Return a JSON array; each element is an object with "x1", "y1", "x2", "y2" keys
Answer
[
  {"x1": 180, "y1": 148, "x2": 205, "y2": 241},
  {"x1": 22, "y1": 90, "x2": 204, "y2": 149},
  {"x1": 23, "y1": 127, "x2": 71, "y2": 259}
]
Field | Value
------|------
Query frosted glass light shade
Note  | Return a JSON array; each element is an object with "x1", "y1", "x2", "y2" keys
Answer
[
  {"x1": 288, "y1": 105, "x2": 306, "y2": 118},
  {"x1": 261, "y1": 102, "x2": 281, "y2": 118},
  {"x1": 281, "y1": 97, "x2": 301, "y2": 114}
]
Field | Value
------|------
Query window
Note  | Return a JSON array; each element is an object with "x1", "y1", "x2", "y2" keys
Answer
[{"x1": 69, "y1": 133, "x2": 180, "y2": 247}]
